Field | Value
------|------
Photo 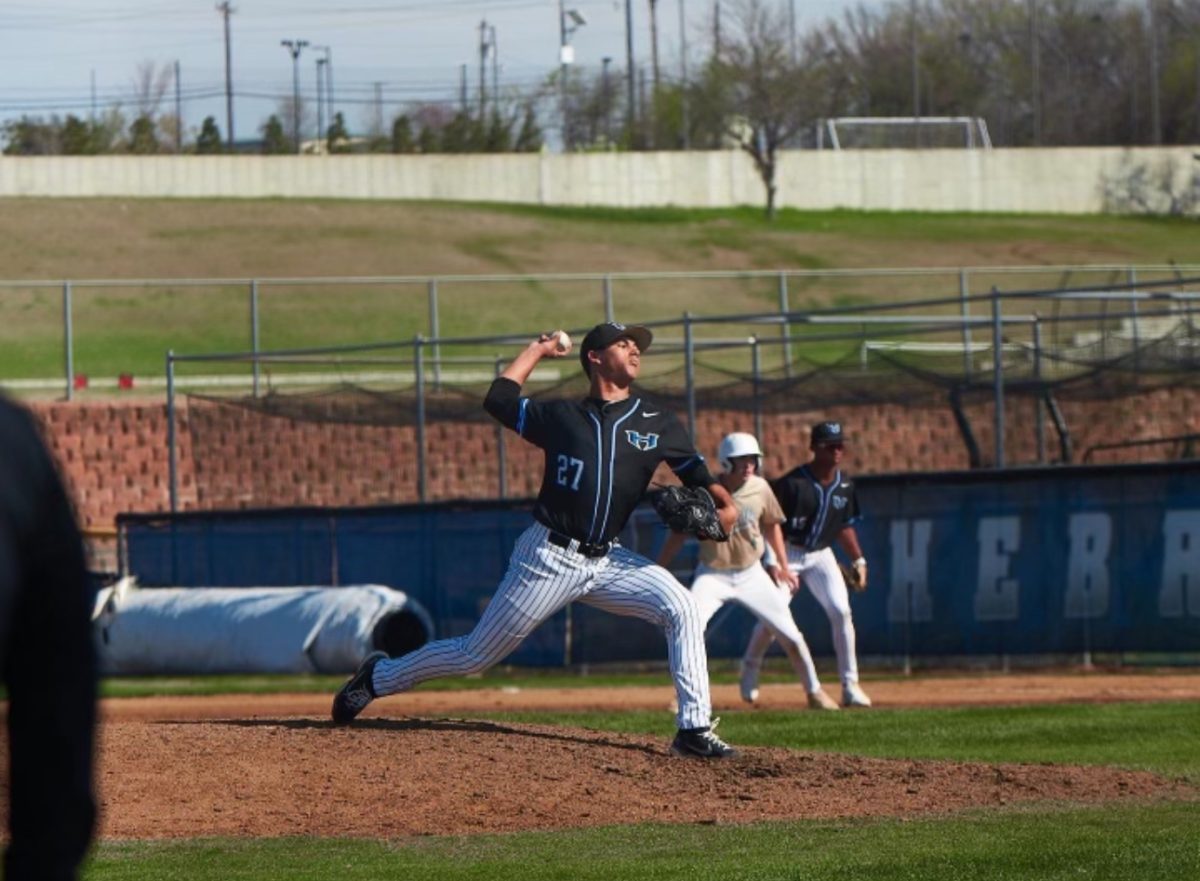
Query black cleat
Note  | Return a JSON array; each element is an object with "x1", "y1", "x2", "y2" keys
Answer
[
  {"x1": 670, "y1": 724, "x2": 738, "y2": 759},
  {"x1": 331, "y1": 651, "x2": 386, "y2": 724}
]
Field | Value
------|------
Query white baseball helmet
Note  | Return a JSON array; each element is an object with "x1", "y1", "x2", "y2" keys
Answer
[{"x1": 718, "y1": 432, "x2": 763, "y2": 472}]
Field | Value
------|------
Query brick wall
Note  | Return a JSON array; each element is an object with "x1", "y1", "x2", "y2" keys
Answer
[{"x1": 27, "y1": 389, "x2": 1200, "y2": 531}]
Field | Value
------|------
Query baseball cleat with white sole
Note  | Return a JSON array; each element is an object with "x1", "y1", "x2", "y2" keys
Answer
[
  {"x1": 807, "y1": 688, "x2": 840, "y2": 710},
  {"x1": 670, "y1": 723, "x2": 738, "y2": 759},
  {"x1": 738, "y1": 660, "x2": 760, "y2": 704},
  {"x1": 842, "y1": 683, "x2": 873, "y2": 708},
  {"x1": 332, "y1": 651, "x2": 387, "y2": 724}
]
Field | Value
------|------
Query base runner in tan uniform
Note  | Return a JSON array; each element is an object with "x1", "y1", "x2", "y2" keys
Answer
[{"x1": 658, "y1": 432, "x2": 839, "y2": 710}]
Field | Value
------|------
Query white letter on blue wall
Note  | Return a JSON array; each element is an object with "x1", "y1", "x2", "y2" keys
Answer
[
  {"x1": 974, "y1": 516, "x2": 1020, "y2": 622},
  {"x1": 1064, "y1": 512, "x2": 1112, "y2": 619},
  {"x1": 1158, "y1": 510, "x2": 1200, "y2": 618},
  {"x1": 888, "y1": 519, "x2": 933, "y2": 623}
]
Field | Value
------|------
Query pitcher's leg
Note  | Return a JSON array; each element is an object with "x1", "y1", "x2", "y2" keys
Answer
[
  {"x1": 584, "y1": 549, "x2": 711, "y2": 730},
  {"x1": 373, "y1": 525, "x2": 589, "y2": 696}
]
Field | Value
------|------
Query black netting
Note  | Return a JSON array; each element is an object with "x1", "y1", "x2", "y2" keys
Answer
[{"x1": 186, "y1": 315, "x2": 1200, "y2": 423}]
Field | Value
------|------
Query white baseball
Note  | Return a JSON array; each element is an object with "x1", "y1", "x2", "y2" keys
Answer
[{"x1": 554, "y1": 330, "x2": 572, "y2": 353}]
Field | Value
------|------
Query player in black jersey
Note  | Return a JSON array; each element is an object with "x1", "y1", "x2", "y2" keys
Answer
[
  {"x1": 739, "y1": 421, "x2": 873, "y2": 708},
  {"x1": 334, "y1": 322, "x2": 741, "y2": 758}
]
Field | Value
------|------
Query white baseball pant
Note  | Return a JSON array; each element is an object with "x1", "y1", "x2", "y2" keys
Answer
[
  {"x1": 689, "y1": 562, "x2": 822, "y2": 693},
  {"x1": 371, "y1": 522, "x2": 713, "y2": 730},
  {"x1": 743, "y1": 546, "x2": 861, "y2": 688}
]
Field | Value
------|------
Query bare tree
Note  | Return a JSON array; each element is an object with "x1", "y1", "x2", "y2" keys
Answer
[
  {"x1": 131, "y1": 61, "x2": 173, "y2": 120},
  {"x1": 719, "y1": 0, "x2": 824, "y2": 218}
]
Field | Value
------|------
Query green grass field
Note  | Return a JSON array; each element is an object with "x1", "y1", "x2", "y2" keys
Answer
[{"x1": 3, "y1": 200, "x2": 1198, "y2": 386}]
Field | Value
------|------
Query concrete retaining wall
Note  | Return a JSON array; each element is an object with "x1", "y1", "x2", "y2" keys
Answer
[{"x1": 2, "y1": 147, "x2": 1196, "y2": 213}]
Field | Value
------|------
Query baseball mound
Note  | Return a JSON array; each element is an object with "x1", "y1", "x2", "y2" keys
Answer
[{"x1": 89, "y1": 673, "x2": 1200, "y2": 840}]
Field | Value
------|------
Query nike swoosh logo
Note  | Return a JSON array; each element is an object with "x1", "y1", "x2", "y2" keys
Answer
[{"x1": 642, "y1": 411, "x2": 659, "y2": 417}]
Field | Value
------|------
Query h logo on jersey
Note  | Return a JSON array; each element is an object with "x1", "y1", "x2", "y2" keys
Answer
[{"x1": 625, "y1": 430, "x2": 659, "y2": 451}]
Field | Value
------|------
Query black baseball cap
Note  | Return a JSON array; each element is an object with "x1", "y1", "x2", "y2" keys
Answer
[
  {"x1": 579, "y1": 322, "x2": 653, "y2": 373},
  {"x1": 811, "y1": 421, "x2": 848, "y2": 445}
]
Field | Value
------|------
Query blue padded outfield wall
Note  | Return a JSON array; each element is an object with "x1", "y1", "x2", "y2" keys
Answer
[{"x1": 119, "y1": 460, "x2": 1200, "y2": 666}]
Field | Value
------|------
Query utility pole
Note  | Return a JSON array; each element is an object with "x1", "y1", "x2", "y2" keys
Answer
[
  {"x1": 789, "y1": 0, "x2": 797, "y2": 64},
  {"x1": 1149, "y1": 0, "x2": 1162, "y2": 145},
  {"x1": 321, "y1": 46, "x2": 333, "y2": 130},
  {"x1": 479, "y1": 19, "x2": 489, "y2": 120},
  {"x1": 558, "y1": 1, "x2": 568, "y2": 144},
  {"x1": 625, "y1": 0, "x2": 636, "y2": 142},
  {"x1": 460, "y1": 63, "x2": 468, "y2": 113},
  {"x1": 1030, "y1": 0, "x2": 1041, "y2": 145},
  {"x1": 217, "y1": 2, "x2": 235, "y2": 148},
  {"x1": 374, "y1": 81, "x2": 383, "y2": 137},
  {"x1": 280, "y1": 39, "x2": 308, "y2": 153},
  {"x1": 602, "y1": 56, "x2": 613, "y2": 144},
  {"x1": 649, "y1": 0, "x2": 661, "y2": 99},
  {"x1": 174, "y1": 60, "x2": 183, "y2": 152},
  {"x1": 679, "y1": 0, "x2": 690, "y2": 149},
  {"x1": 713, "y1": 0, "x2": 721, "y2": 57},
  {"x1": 490, "y1": 24, "x2": 499, "y2": 114},
  {"x1": 316, "y1": 57, "x2": 326, "y2": 151},
  {"x1": 90, "y1": 70, "x2": 97, "y2": 122},
  {"x1": 910, "y1": 0, "x2": 920, "y2": 147}
]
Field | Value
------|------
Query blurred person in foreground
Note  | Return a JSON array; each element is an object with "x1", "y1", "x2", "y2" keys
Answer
[{"x1": 0, "y1": 394, "x2": 97, "y2": 880}]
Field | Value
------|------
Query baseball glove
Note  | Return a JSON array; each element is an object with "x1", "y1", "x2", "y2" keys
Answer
[
  {"x1": 840, "y1": 561, "x2": 868, "y2": 593},
  {"x1": 650, "y1": 484, "x2": 729, "y2": 542}
]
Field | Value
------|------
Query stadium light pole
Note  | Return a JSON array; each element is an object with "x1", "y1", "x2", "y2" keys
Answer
[
  {"x1": 312, "y1": 44, "x2": 332, "y2": 142},
  {"x1": 558, "y1": 2, "x2": 587, "y2": 150},
  {"x1": 281, "y1": 39, "x2": 309, "y2": 154}
]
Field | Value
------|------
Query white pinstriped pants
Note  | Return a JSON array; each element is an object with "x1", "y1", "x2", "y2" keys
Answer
[
  {"x1": 371, "y1": 522, "x2": 713, "y2": 730},
  {"x1": 743, "y1": 546, "x2": 861, "y2": 687}
]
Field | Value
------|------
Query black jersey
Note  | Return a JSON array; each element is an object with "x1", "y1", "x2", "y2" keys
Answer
[
  {"x1": 484, "y1": 378, "x2": 715, "y2": 544},
  {"x1": 771, "y1": 465, "x2": 862, "y2": 552}
]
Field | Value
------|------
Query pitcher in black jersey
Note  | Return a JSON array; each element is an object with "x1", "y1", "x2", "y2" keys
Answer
[
  {"x1": 738, "y1": 420, "x2": 873, "y2": 708},
  {"x1": 334, "y1": 322, "x2": 740, "y2": 758}
]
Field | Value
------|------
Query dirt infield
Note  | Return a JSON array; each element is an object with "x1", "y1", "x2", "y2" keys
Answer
[{"x1": 85, "y1": 672, "x2": 1199, "y2": 840}]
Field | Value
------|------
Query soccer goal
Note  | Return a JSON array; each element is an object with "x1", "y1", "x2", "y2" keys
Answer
[{"x1": 816, "y1": 116, "x2": 992, "y2": 150}]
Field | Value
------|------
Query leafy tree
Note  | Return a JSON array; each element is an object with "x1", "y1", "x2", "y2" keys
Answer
[
  {"x1": 61, "y1": 115, "x2": 99, "y2": 155},
  {"x1": 513, "y1": 105, "x2": 543, "y2": 152},
  {"x1": 391, "y1": 115, "x2": 416, "y2": 153},
  {"x1": 4, "y1": 117, "x2": 52, "y2": 154},
  {"x1": 484, "y1": 112, "x2": 513, "y2": 152},
  {"x1": 416, "y1": 124, "x2": 439, "y2": 153},
  {"x1": 195, "y1": 117, "x2": 223, "y2": 154},
  {"x1": 90, "y1": 108, "x2": 125, "y2": 154},
  {"x1": 440, "y1": 112, "x2": 483, "y2": 152},
  {"x1": 128, "y1": 114, "x2": 160, "y2": 154},
  {"x1": 260, "y1": 115, "x2": 290, "y2": 154},
  {"x1": 326, "y1": 112, "x2": 351, "y2": 153}
]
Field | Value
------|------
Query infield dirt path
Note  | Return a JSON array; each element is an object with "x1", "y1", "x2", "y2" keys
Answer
[{"x1": 85, "y1": 671, "x2": 1200, "y2": 840}]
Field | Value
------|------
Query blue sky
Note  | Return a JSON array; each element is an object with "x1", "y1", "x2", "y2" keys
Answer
[{"x1": 1, "y1": 0, "x2": 868, "y2": 144}]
